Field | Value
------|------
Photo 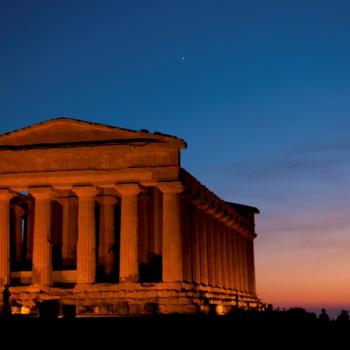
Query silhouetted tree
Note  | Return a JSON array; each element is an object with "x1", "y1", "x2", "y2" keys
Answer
[
  {"x1": 336, "y1": 310, "x2": 349, "y2": 323},
  {"x1": 318, "y1": 308, "x2": 330, "y2": 322}
]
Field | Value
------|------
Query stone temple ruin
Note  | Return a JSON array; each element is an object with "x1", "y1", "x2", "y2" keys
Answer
[{"x1": 0, "y1": 118, "x2": 261, "y2": 317}]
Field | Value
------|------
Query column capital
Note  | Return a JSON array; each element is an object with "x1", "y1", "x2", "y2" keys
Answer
[
  {"x1": 218, "y1": 214, "x2": 231, "y2": 225},
  {"x1": 29, "y1": 186, "x2": 56, "y2": 200},
  {"x1": 213, "y1": 207, "x2": 225, "y2": 220},
  {"x1": 73, "y1": 185, "x2": 98, "y2": 198},
  {"x1": 115, "y1": 183, "x2": 140, "y2": 196},
  {"x1": 0, "y1": 188, "x2": 15, "y2": 201},
  {"x1": 226, "y1": 213, "x2": 236, "y2": 227},
  {"x1": 197, "y1": 201, "x2": 211, "y2": 211},
  {"x1": 205, "y1": 205, "x2": 217, "y2": 215},
  {"x1": 96, "y1": 194, "x2": 117, "y2": 205},
  {"x1": 57, "y1": 195, "x2": 76, "y2": 205},
  {"x1": 157, "y1": 182, "x2": 184, "y2": 194}
]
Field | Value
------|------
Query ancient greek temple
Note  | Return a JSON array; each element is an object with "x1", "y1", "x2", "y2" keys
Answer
[{"x1": 0, "y1": 118, "x2": 261, "y2": 316}]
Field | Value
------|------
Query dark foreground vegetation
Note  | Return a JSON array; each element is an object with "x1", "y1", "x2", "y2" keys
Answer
[
  {"x1": 0, "y1": 300, "x2": 348, "y2": 349},
  {"x1": 1, "y1": 305, "x2": 349, "y2": 337}
]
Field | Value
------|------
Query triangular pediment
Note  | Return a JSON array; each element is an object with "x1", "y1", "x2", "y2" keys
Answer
[{"x1": 0, "y1": 118, "x2": 186, "y2": 148}]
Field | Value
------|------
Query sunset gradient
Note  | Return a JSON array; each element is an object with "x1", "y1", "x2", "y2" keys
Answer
[{"x1": 1, "y1": 0, "x2": 350, "y2": 318}]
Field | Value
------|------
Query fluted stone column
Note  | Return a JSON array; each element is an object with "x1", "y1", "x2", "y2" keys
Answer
[
  {"x1": 158, "y1": 182, "x2": 184, "y2": 283},
  {"x1": 213, "y1": 221, "x2": 222, "y2": 287},
  {"x1": 151, "y1": 187, "x2": 162, "y2": 256},
  {"x1": 60, "y1": 196, "x2": 77, "y2": 267},
  {"x1": 229, "y1": 228, "x2": 237, "y2": 290},
  {"x1": 0, "y1": 190, "x2": 14, "y2": 286},
  {"x1": 237, "y1": 234, "x2": 244, "y2": 291},
  {"x1": 98, "y1": 195, "x2": 116, "y2": 277},
  {"x1": 25, "y1": 200, "x2": 34, "y2": 261},
  {"x1": 246, "y1": 238, "x2": 252, "y2": 293},
  {"x1": 207, "y1": 214, "x2": 216, "y2": 287},
  {"x1": 235, "y1": 233, "x2": 241, "y2": 291},
  {"x1": 181, "y1": 198, "x2": 192, "y2": 283},
  {"x1": 199, "y1": 210, "x2": 208, "y2": 285},
  {"x1": 115, "y1": 184, "x2": 140, "y2": 283},
  {"x1": 73, "y1": 186, "x2": 98, "y2": 285},
  {"x1": 31, "y1": 187, "x2": 55, "y2": 286},
  {"x1": 233, "y1": 231, "x2": 240, "y2": 290},
  {"x1": 242, "y1": 236, "x2": 247, "y2": 292},
  {"x1": 249, "y1": 238, "x2": 256, "y2": 294},
  {"x1": 226, "y1": 216, "x2": 237, "y2": 290},
  {"x1": 13, "y1": 206, "x2": 24, "y2": 266},
  {"x1": 192, "y1": 207, "x2": 201, "y2": 284},
  {"x1": 226, "y1": 226, "x2": 234, "y2": 290},
  {"x1": 219, "y1": 223, "x2": 229, "y2": 289},
  {"x1": 138, "y1": 192, "x2": 150, "y2": 265},
  {"x1": 245, "y1": 237, "x2": 254, "y2": 293}
]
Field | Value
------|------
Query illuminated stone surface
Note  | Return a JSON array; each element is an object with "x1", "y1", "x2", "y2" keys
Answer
[{"x1": 0, "y1": 118, "x2": 261, "y2": 316}]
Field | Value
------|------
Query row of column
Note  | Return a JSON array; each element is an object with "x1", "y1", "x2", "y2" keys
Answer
[
  {"x1": 0, "y1": 182, "x2": 184, "y2": 287},
  {"x1": 183, "y1": 202, "x2": 256, "y2": 294}
]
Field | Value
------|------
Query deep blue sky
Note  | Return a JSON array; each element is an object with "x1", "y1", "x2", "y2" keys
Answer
[{"x1": 1, "y1": 0, "x2": 350, "y2": 316}]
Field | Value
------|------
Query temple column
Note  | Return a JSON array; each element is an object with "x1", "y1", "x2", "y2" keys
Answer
[
  {"x1": 214, "y1": 210, "x2": 229, "y2": 289},
  {"x1": 60, "y1": 196, "x2": 77, "y2": 267},
  {"x1": 73, "y1": 186, "x2": 98, "y2": 285},
  {"x1": 25, "y1": 199, "x2": 34, "y2": 261},
  {"x1": 138, "y1": 192, "x2": 149, "y2": 265},
  {"x1": 199, "y1": 210, "x2": 208, "y2": 285},
  {"x1": 206, "y1": 213, "x2": 216, "y2": 287},
  {"x1": 115, "y1": 184, "x2": 140, "y2": 283},
  {"x1": 204, "y1": 205, "x2": 216, "y2": 287},
  {"x1": 229, "y1": 228, "x2": 237, "y2": 290},
  {"x1": 158, "y1": 182, "x2": 184, "y2": 283},
  {"x1": 226, "y1": 215, "x2": 237, "y2": 290},
  {"x1": 242, "y1": 236, "x2": 248, "y2": 292},
  {"x1": 230, "y1": 228, "x2": 235, "y2": 289},
  {"x1": 235, "y1": 231, "x2": 241, "y2": 291},
  {"x1": 13, "y1": 206, "x2": 24, "y2": 267},
  {"x1": 0, "y1": 190, "x2": 14, "y2": 286},
  {"x1": 181, "y1": 197, "x2": 192, "y2": 283},
  {"x1": 219, "y1": 223, "x2": 228, "y2": 289},
  {"x1": 98, "y1": 195, "x2": 116, "y2": 277},
  {"x1": 31, "y1": 187, "x2": 55, "y2": 286},
  {"x1": 235, "y1": 233, "x2": 241, "y2": 291},
  {"x1": 237, "y1": 234, "x2": 244, "y2": 291},
  {"x1": 249, "y1": 238, "x2": 256, "y2": 294},
  {"x1": 226, "y1": 226, "x2": 233, "y2": 290},
  {"x1": 151, "y1": 187, "x2": 162, "y2": 256},
  {"x1": 213, "y1": 221, "x2": 222, "y2": 288},
  {"x1": 192, "y1": 207, "x2": 201, "y2": 284},
  {"x1": 246, "y1": 238, "x2": 252, "y2": 293}
]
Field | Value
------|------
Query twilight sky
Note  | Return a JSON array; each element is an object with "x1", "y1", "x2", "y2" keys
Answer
[{"x1": 1, "y1": 0, "x2": 350, "y2": 317}]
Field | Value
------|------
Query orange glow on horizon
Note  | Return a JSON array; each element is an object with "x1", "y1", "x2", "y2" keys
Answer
[{"x1": 255, "y1": 222, "x2": 350, "y2": 311}]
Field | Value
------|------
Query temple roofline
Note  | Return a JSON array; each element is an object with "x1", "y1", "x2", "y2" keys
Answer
[
  {"x1": 0, "y1": 137, "x2": 166, "y2": 150},
  {"x1": 0, "y1": 117, "x2": 187, "y2": 148},
  {"x1": 226, "y1": 202, "x2": 260, "y2": 215},
  {"x1": 180, "y1": 168, "x2": 259, "y2": 215}
]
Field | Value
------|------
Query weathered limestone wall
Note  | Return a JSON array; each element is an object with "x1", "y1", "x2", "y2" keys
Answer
[{"x1": 8, "y1": 283, "x2": 261, "y2": 317}]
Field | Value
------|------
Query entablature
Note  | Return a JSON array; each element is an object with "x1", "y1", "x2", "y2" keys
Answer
[{"x1": 180, "y1": 169, "x2": 258, "y2": 239}]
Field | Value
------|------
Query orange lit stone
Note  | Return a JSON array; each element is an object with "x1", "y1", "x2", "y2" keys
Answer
[{"x1": 0, "y1": 118, "x2": 261, "y2": 316}]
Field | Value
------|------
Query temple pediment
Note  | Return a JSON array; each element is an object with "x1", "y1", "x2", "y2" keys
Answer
[{"x1": 0, "y1": 118, "x2": 186, "y2": 148}]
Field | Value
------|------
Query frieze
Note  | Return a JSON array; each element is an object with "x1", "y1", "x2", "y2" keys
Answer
[
  {"x1": 0, "y1": 146, "x2": 179, "y2": 173},
  {"x1": 0, "y1": 149, "x2": 123, "y2": 173}
]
